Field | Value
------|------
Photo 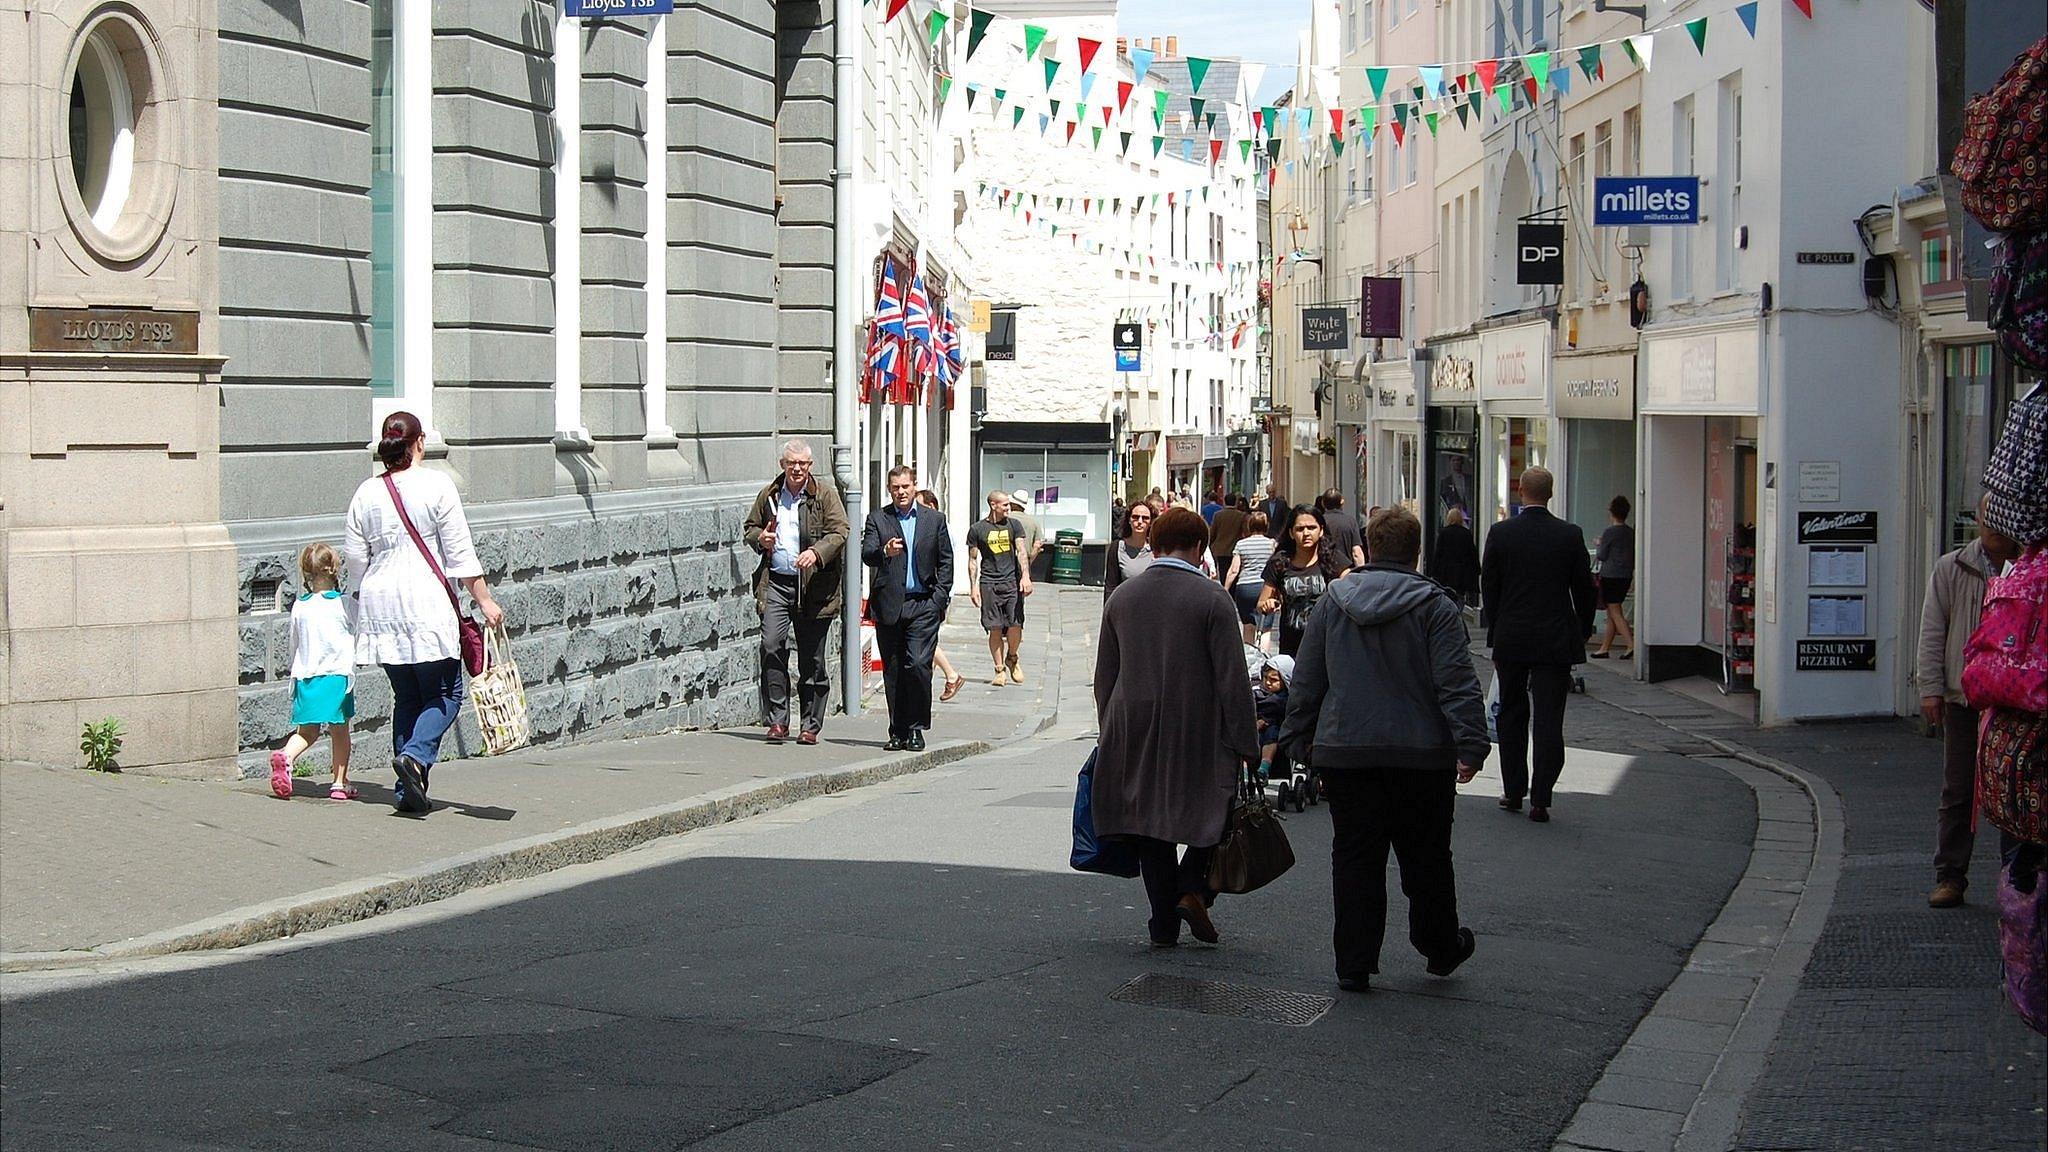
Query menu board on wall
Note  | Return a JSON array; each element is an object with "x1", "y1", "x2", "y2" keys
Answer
[
  {"x1": 1806, "y1": 595, "x2": 1868, "y2": 637},
  {"x1": 1807, "y1": 546, "x2": 1868, "y2": 588}
]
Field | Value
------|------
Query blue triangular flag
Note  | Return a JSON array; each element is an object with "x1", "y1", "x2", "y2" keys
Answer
[
  {"x1": 1550, "y1": 67, "x2": 1571, "y2": 95},
  {"x1": 1182, "y1": 138, "x2": 1194, "y2": 161},
  {"x1": 1131, "y1": 46, "x2": 1155, "y2": 84},
  {"x1": 1737, "y1": 2, "x2": 1758, "y2": 36},
  {"x1": 1417, "y1": 65, "x2": 1445, "y2": 98},
  {"x1": 1296, "y1": 107, "x2": 1313, "y2": 137}
]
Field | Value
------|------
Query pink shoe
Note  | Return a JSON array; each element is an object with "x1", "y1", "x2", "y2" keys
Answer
[
  {"x1": 269, "y1": 751, "x2": 294, "y2": 799},
  {"x1": 328, "y1": 783, "x2": 358, "y2": 801}
]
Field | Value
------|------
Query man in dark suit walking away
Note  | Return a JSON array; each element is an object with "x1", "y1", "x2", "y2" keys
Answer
[
  {"x1": 861, "y1": 465, "x2": 953, "y2": 751},
  {"x1": 1480, "y1": 468, "x2": 1596, "y2": 823}
]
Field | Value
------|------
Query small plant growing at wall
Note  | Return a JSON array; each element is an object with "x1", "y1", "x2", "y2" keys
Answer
[
  {"x1": 1317, "y1": 436, "x2": 1338, "y2": 456},
  {"x1": 79, "y1": 718, "x2": 124, "y2": 773}
]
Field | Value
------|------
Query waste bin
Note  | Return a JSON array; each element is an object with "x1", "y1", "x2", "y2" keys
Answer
[{"x1": 1052, "y1": 530, "x2": 1083, "y2": 584}]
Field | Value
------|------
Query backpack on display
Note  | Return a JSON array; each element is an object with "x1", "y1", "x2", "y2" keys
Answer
[
  {"x1": 1989, "y1": 229, "x2": 2048, "y2": 373},
  {"x1": 1953, "y1": 36, "x2": 2048, "y2": 234},
  {"x1": 1964, "y1": 545, "x2": 2048, "y2": 714},
  {"x1": 1980, "y1": 385, "x2": 2048, "y2": 545}
]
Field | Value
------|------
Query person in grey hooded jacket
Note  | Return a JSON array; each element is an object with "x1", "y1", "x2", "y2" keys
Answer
[{"x1": 1279, "y1": 506, "x2": 1489, "y2": 992}]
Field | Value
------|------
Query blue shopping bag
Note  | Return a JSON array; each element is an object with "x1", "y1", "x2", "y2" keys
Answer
[{"x1": 1071, "y1": 748, "x2": 1141, "y2": 877}]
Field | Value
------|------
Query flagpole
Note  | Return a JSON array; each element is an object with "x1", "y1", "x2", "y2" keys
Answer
[{"x1": 833, "y1": 0, "x2": 864, "y2": 718}]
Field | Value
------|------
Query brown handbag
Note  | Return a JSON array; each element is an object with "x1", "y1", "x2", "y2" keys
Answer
[
  {"x1": 383, "y1": 472, "x2": 486, "y2": 677},
  {"x1": 1207, "y1": 766, "x2": 1296, "y2": 895}
]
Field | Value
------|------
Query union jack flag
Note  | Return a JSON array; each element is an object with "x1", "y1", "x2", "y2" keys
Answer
[
  {"x1": 905, "y1": 275, "x2": 933, "y2": 345},
  {"x1": 937, "y1": 308, "x2": 964, "y2": 382},
  {"x1": 864, "y1": 321, "x2": 898, "y2": 402},
  {"x1": 876, "y1": 258, "x2": 906, "y2": 337}
]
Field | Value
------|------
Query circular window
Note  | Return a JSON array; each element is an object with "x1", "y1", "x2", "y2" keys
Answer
[{"x1": 58, "y1": 11, "x2": 177, "y2": 260}]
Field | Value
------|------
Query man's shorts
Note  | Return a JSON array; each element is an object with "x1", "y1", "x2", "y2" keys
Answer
[{"x1": 980, "y1": 581, "x2": 1024, "y2": 631}]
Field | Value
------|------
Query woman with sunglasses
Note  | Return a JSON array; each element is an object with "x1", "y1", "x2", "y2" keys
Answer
[{"x1": 1102, "y1": 499, "x2": 1158, "y2": 602}]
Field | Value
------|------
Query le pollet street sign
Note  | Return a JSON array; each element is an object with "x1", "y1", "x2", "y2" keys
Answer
[
  {"x1": 1592, "y1": 176, "x2": 1701, "y2": 226},
  {"x1": 1301, "y1": 306, "x2": 1348, "y2": 351}
]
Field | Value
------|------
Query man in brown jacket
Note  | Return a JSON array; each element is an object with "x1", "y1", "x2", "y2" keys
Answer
[
  {"x1": 742, "y1": 439, "x2": 850, "y2": 745},
  {"x1": 1915, "y1": 497, "x2": 2017, "y2": 907}
]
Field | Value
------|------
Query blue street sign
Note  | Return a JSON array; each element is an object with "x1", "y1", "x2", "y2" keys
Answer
[
  {"x1": 1115, "y1": 348, "x2": 1142, "y2": 373},
  {"x1": 565, "y1": 0, "x2": 672, "y2": 15},
  {"x1": 1592, "y1": 176, "x2": 1701, "y2": 226}
]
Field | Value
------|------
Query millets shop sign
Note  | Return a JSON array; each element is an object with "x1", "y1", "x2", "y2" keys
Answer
[{"x1": 1592, "y1": 177, "x2": 1701, "y2": 226}]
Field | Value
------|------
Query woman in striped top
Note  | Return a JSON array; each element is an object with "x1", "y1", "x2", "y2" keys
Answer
[{"x1": 1225, "y1": 510, "x2": 1277, "y2": 644}]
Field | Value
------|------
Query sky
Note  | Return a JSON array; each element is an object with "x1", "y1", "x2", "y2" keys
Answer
[{"x1": 1114, "y1": 0, "x2": 1301, "y2": 106}]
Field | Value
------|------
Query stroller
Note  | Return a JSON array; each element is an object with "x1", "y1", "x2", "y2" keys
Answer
[{"x1": 1245, "y1": 647, "x2": 1317, "y2": 813}]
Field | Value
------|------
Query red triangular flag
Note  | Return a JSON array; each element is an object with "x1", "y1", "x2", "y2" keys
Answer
[
  {"x1": 1475, "y1": 58, "x2": 1500, "y2": 95},
  {"x1": 1102, "y1": 105, "x2": 1114, "y2": 126},
  {"x1": 1522, "y1": 77, "x2": 1540, "y2": 103},
  {"x1": 1078, "y1": 37, "x2": 1102, "y2": 74},
  {"x1": 1329, "y1": 107, "x2": 1345, "y2": 135},
  {"x1": 1391, "y1": 119, "x2": 1405, "y2": 147},
  {"x1": 1065, "y1": 121, "x2": 1077, "y2": 143},
  {"x1": 1790, "y1": 0, "x2": 1812, "y2": 15},
  {"x1": 1117, "y1": 81, "x2": 1134, "y2": 111},
  {"x1": 1210, "y1": 138, "x2": 1224, "y2": 164},
  {"x1": 885, "y1": 0, "x2": 909, "y2": 19}
]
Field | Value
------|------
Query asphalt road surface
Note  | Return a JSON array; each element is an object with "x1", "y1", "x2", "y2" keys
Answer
[{"x1": 1, "y1": 726, "x2": 1752, "y2": 1151}]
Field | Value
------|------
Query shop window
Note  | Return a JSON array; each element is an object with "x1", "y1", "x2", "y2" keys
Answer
[{"x1": 1942, "y1": 343, "x2": 1997, "y2": 549}]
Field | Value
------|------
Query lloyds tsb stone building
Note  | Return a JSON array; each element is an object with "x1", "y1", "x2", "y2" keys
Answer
[{"x1": 1, "y1": 0, "x2": 840, "y2": 774}]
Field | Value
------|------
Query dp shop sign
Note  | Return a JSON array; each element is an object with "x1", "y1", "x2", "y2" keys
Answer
[
  {"x1": 1517, "y1": 224, "x2": 1565, "y2": 286},
  {"x1": 1593, "y1": 177, "x2": 1701, "y2": 226}
]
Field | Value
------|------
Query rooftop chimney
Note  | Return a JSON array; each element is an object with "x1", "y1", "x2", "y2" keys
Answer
[
  {"x1": 1150, "y1": 36, "x2": 1161, "y2": 53},
  {"x1": 1166, "y1": 35, "x2": 1178, "y2": 57},
  {"x1": 1117, "y1": 37, "x2": 1128, "y2": 56}
]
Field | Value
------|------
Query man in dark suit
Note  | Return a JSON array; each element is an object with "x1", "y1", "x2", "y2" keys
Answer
[
  {"x1": 861, "y1": 464, "x2": 954, "y2": 751},
  {"x1": 1426, "y1": 507, "x2": 1481, "y2": 608},
  {"x1": 1480, "y1": 467, "x2": 1596, "y2": 823}
]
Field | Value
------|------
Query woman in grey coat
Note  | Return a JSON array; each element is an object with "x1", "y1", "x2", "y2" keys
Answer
[{"x1": 1094, "y1": 507, "x2": 1262, "y2": 946}]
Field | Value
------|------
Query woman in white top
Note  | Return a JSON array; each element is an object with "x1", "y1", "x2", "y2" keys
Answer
[
  {"x1": 343, "y1": 412, "x2": 503, "y2": 814},
  {"x1": 1224, "y1": 509, "x2": 1278, "y2": 644}
]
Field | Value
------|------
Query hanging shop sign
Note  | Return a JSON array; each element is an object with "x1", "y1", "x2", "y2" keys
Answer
[
  {"x1": 1516, "y1": 223, "x2": 1566, "y2": 286},
  {"x1": 969, "y1": 299, "x2": 992, "y2": 333},
  {"x1": 1796, "y1": 510, "x2": 1878, "y2": 545},
  {"x1": 1360, "y1": 277, "x2": 1403, "y2": 339},
  {"x1": 1301, "y1": 306, "x2": 1349, "y2": 350},
  {"x1": 1592, "y1": 176, "x2": 1701, "y2": 226},
  {"x1": 1114, "y1": 321, "x2": 1142, "y2": 372},
  {"x1": 1165, "y1": 434, "x2": 1204, "y2": 467},
  {"x1": 565, "y1": 0, "x2": 672, "y2": 14}
]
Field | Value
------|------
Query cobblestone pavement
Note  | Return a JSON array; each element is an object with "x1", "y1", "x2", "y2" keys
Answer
[{"x1": 1563, "y1": 658, "x2": 2046, "y2": 1151}]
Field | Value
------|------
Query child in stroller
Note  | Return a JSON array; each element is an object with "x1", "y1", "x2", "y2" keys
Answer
[{"x1": 1253, "y1": 655, "x2": 1316, "y2": 812}]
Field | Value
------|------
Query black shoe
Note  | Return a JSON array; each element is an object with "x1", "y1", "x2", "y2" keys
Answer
[
  {"x1": 883, "y1": 735, "x2": 906, "y2": 752},
  {"x1": 1528, "y1": 806, "x2": 1550, "y2": 823},
  {"x1": 1498, "y1": 796, "x2": 1523, "y2": 812},
  {"x1": 393, "y1": 755, "x2": 430, "y2": 814},
  {"x1": 1337, "y1": 976, "x2": 1372, "y2": 993},
  {"x1": 905, "y1": 730, "x2": 926, "y2": 752},
  {"x1": 1426, "y1": 928, "x2": 1476, "y2": 978}
]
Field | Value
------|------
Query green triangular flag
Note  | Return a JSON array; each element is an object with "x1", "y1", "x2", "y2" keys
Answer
[
  {"x1": 1526, "y1": 51, "x2": 1550, "y2": 92},
  {"x1": 994, "y1": 87, "x2": 1007, "y2": 106},
  {"x1": 967, "y1": 9, "x2": 995, "y2": 60},
  {"x1": 1190, "y1": 96, "x2": 1206, "y2": 123},
  {"x1": 1454, "y1": 101, "x2": 1469, "y2": 128},
  {"x1": 1239, "y1": 139, "x2": 1253, "y2": 162},
  {"x1": 1151, "y1": 136, "x2": 1164, "y2": 157},
  {"x1": 1266, "y1": 137, "x2": 1282, "y2": 159},
  {"x1": 1361, "y1": 107, "x2": 1377, "y2": 138},
  {"x1": 1393, "y1": 101, "x2": 1409, "y2": 128},
  {"x1": 1424, "y1": 110, "x2": 1439, "y2": 136},
  {"x1": 1186, "y1": 56, "x2": 1211, "y2": 95},
  {"x1": 1120, "y1": 131, "x2": 1133, "y2": 152},
  {"x1": 1578, "y1": 44, "x2": 1602, "y2": 81},
  {"x1": 1202, "y1": 186, "x2": 1210, "y2": 201},
  {"x1": 1262, "y1": 106, "x2": 1280, "y2": 136},
  {"x1": 1092, "y1": 126, "x2": 1104, "y2": 148},
  {"x1": 1055, "y1": 196, "x2": 1064, "y2": 210},
  {"x1": 926, "y1": 9, "x2": 948, "y2": 47},
  {"x1": 1469, "y1": 92, "x2": 1482, "y2": 119},
  {"x1": 1621, "y1": 37, "x2": 1641, "y2": 67},
  {"x1": 1366, "y1": 67, "x2": 1389, "y2": 101},
  {"x1": 937, "y1": 75, "x2": 953, "y2": 105},
  {"x1": 1049, "y1": 99, "x2": 1062, "y2": 120},
  {"x1": 1330, "y1": 134, "x2": 1345, "y2": 156},
  {"x1": 1496, "y1": 83, "x2": 1513, "y2": 113},
  {"x1": 1154, "y1": 88, "x2": 1170, "y2": 120},
  {"x1": 966, "y1": 86, "x2": 979, "y2": 109},
  {"x1": 1012, "y1": 107, "x2": 1025, "y2": 129},
  {"x1": 1044, "y1": 58, "x2": 1060, "y2": 89},
  {"x1": 1023, "y1": 24, "x2": 1048, "y2": 60},
  {"x1": 1686, "y1": 17, "x2": 1708, "y2": 54},
  {"x1": 1207, "y1": 112, "x2": 1218, "y2": 131}
]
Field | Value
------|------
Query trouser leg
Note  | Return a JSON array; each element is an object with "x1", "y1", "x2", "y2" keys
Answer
[
  {"x1": 398, "y1": 658, "x2": 465, "y2": 767},
  {"x1": 876, "y1": 620, "x2": 909, "y2": 737},
  {"x1": 793, "y1": 615, "x2": 832, "y2": 733},
  {"x1": 385, "y1": 663, "x2": 423, "y2": 759},
  {"x1": 1528, "y1": 665, "x2": 1572, "y2": 808},
  {"x1": 1935, "y1": 702, "x2": 1979, "y2": 884},
  {"x1": 759, "y1": 579, "x2": 796, "y2": 728},
  {"x1": 1324, "y1": 769, "x2": 1393, "y2": 978},
  {"x1": 1388, "y1": 770, "x2": 1462, "y2": 962},
  {"x1": 1132, "y1": 837, "x2": 1181, "y2": 940},
  {"x1": 901, "y1": 598, "x2": 941, "y2": 731},
  {"x1": 1496, "y1": 661, "x2": 1533, "y2": 802}
]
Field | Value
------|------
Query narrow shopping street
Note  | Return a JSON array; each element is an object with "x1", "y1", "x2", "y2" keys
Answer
[{"x1": 5, "y1": 591, "x2": 2037, "y2": 1150}]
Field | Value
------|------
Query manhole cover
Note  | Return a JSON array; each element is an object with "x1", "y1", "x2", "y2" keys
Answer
[{"x1": 1109, "y1": 972, "x2": 1333, "y2": 1027}]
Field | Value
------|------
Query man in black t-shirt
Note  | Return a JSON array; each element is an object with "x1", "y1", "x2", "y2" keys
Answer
[
  {"x1": 1320, "y1": 489, "x2": 1367, "y2": 569},
  {"x1": 967, "y1": 491, "x2": 1034, "y2": 686}
]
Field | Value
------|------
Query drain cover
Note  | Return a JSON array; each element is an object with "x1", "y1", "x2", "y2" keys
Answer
[{"x1": 1110, "y1": 972, "x2": 1333, "y2": 1027}]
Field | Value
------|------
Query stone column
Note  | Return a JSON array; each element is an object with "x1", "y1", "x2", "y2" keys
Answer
[{"x1": 1, "y1": 1, "x2": 237, "y2": 775}]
